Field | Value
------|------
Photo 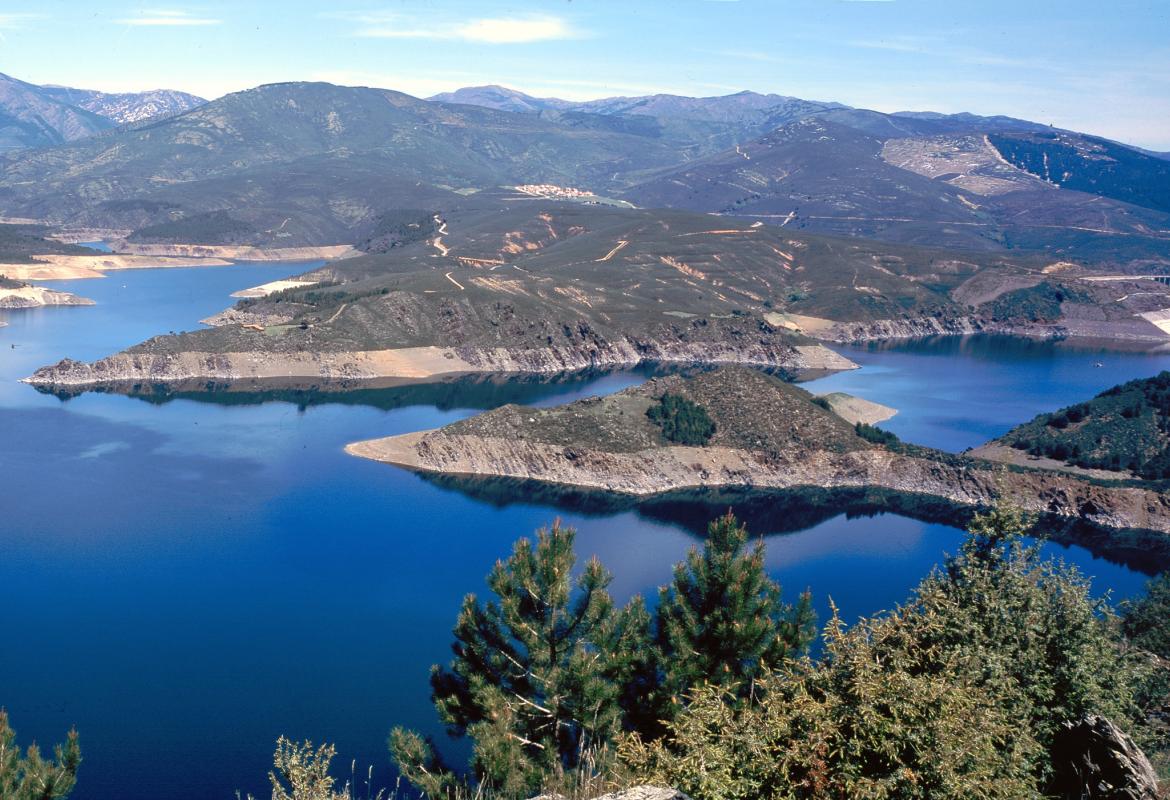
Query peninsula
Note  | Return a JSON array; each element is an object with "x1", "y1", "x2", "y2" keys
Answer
[
  {"x1": 347, "y1": 367, "x2": 1170, "y2": 535},
  {"x1": 0, "y1": 276, "x2": 93, "y2": 308}
]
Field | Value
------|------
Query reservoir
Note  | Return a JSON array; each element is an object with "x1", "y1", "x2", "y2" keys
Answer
[{"x1": 2, "y1": 262, "x2": 1168, "y2": 800}]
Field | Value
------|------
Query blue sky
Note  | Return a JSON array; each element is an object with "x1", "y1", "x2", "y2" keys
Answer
[{"x1": 1, "y1": 0, "x2": 1168, "y2": 149}]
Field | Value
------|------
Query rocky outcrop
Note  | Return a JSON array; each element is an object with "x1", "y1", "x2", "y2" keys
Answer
[
  {"x1": 199, "y1": 307, "x2": 297, "y2": 328},
  {"x1": 810, "y1": 315, "x2": 1063, "y2": 344},
  {"x1": 530, "y1": 788, "x2": 688, "y2": 800},
  {"x1": 24, "y1": 340, "x2": 855, "y2": 388},
  {"x1": 1050, "y1": 715, "x2": 1161, "y2": 799}
]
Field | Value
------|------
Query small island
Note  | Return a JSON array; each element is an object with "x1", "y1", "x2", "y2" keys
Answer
[{"x1": 348, "y1": 366, "x2": 1170, "y2": 535}]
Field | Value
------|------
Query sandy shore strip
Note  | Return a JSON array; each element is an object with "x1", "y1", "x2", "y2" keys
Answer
[
  {"x1": 816, "y1": 392, "x2": 896, "y2": 426},
  {"x1": 24, "y1": 347, "x2": 482, "y2": 385},
  {"x1": 112, "y1": 242, "x2": 355, "y2": 261},
  {"x1": 0, "y1": 253, "x2": 232, "y2": 281},
  {"x1": 231, "y1": 279, "x2": 320, "y2": 298}
]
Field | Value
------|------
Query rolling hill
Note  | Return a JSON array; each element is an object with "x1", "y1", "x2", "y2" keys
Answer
[
  {"x1": 0, "y1": 81, "x2": 687, "y2": 245},
  {"x1": 622, "y1": 117, "x2": 1170, "y2": 262},
  {"x1": 432, "y1": 86, "x2": 846, "y2": 154},
  {"x1": 2, "y1": 78, "x2": 1168, "y2": 272},
  {"x1": 28, "y1": 201, "x2": 1170, "y2": 395}
]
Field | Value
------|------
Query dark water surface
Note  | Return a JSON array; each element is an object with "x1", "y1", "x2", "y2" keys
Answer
[{"x1": 2, "y1": 264, "x2": 1168, "y2": 800}]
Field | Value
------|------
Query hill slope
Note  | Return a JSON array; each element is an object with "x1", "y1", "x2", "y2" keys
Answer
[
  {"x1": 0, "y1": 72, "x2": 113, "y2": 150},
  {"x1": 0, "y1": 81, "x2": 686, "y2": 244},
  {"x1": 989, "y1": 131, "x2": 1170, "y2": 214},
  {"x1": 37, "y1": 85, "x2": 205, "y2": 125},
  {"x1": 623, "y1": 117, "x2": 1170, "y2": 262},
  {"x1": 979, "y1": 372, "x2": 1170, "y2": 479}
]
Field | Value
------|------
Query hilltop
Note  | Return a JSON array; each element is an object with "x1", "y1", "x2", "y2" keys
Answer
[
  {"x1": 0, "y1": 72, "x2": 111, "y2": 150},
  {"x1": 0, "y1": 81, "x2": 683, "y2": 245},
  {"x1": 347, "y1": 366, "x2": 1170, "y2": 535},
  {"x1": 36, "y1": 85, "x2": 205, "y2": 126}
]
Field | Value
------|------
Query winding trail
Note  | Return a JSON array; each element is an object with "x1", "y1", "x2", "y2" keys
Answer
[
  {"x1": 444, "y1": 271, "x2": 465, "y2": 290},
  {"x1": 431, "y1": 215, "x2": 450, "y2": 257}
]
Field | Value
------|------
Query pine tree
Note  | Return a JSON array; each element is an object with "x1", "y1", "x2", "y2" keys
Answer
[
  {"x1": 0, "y1": 710, "x2": 80, "y2": 800},
  {"x1": 655, "y1": 512, "x2": 815, "y2": 712},
  {"x1": 392, "y1": 520, "x2": 652, "y2": 797}
]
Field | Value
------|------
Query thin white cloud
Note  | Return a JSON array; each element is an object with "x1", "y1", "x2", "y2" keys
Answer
[
  {"x1": 115, "y1": 9, "x2": 221, "y2": 27},
  {"x1": 340, "y1": 12, "x2": 575, "y2": 44},
  {"x1": 0, "y1": 12, "x2": 41, "y2": 29}
]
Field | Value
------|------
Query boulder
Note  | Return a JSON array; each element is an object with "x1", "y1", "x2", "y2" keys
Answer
[{"x1": 1050, "y1": 714, "x2": 1161, "y2": 799}]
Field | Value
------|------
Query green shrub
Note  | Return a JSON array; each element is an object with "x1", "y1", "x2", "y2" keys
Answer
[
  {"x1": 647, "y1": 393, "x2": 716, "y2": 446},
  {"x1": 854, "y1": 421, "x2": 899, "y2": 446},
  {"x1": 0, "y1": 709, "x2": 80, "y2": 800},
  {"x1": 620, "y1": 506, "x2": 1150, "y2": 798},
  {"x1": 1122, "y1": 572, "x2": 1170, "y2": 659}
]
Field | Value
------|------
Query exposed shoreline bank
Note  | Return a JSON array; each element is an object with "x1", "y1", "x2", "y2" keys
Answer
[{"x1": 23, "y1": 342, "x2": 857, "y2": 388}]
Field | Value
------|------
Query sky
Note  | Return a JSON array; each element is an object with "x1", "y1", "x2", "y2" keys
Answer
[{"x1": 1, "y1": 0, "x2": 1168, "y2": 149}]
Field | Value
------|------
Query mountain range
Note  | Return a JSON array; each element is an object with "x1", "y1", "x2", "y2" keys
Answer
[
  {"x1": 0, "y1": 72, "x2": 204, "y2": 151},
  {"x1": 0, "y1": 75, "x2": 1167, "y2": 270}
]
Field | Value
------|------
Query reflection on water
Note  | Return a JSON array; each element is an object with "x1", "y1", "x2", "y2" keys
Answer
[
  {"x1": 420, "y1": 474, "x2": 1170, "y2": 574},
  {"x1": 37, "y1": 365, "x2": 671, "y2": 411}
]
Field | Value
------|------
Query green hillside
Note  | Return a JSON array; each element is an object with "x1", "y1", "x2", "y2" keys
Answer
[
  {"x1": 997, "y1": 371, "x2": 1170, "y2": 478},
  {"x1": 0, "y1": 223, "x2": 91, "y2": 263}
]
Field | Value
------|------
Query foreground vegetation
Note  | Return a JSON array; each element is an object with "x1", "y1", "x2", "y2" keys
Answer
[
  {"x1": 0, "y1": 710, "x2": 80, "y2": 800},
  {"x1": 380, "y1": 507, "x2": 1168, "y2": 799}
]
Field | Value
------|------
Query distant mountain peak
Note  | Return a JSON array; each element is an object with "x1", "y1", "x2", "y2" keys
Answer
[{"x1": 0, "y1": 72, "x2": 205, "y2": 150}]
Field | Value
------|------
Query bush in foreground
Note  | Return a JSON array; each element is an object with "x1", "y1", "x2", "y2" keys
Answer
[
  {"x1": 619, "y1": 506, "x2": 1155, "y2": 799},
  {"x1": 0, "y1": 709, "x2": 80, "y2": 800}
]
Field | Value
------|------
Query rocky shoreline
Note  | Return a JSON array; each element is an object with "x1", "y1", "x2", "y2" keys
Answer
[
  {"x1": 349, "y1": 429, "x2": 1170, "y2": 534},
  {"x1": 805, "y1": 313, "x2": 1170, "y2": 346},
  {"x1": 23, "y1": 340, "x2": 856, "y2": 388}
]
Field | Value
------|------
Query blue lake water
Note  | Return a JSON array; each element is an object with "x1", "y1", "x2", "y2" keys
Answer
[{"x1": 2, "y1": 263, "x2": 1169, "y2": 800}]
